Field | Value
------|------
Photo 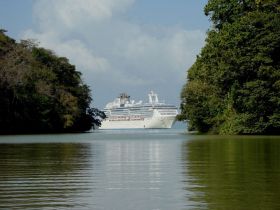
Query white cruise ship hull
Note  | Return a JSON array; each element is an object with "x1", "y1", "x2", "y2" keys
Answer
[{"x1": 99, "y1": 115, "x2": 176, "y2": 129}]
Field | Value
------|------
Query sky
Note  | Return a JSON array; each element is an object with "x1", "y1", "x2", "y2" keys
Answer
[{"x1": 0, "y1": 0, "x2": 210, "y2": 109}]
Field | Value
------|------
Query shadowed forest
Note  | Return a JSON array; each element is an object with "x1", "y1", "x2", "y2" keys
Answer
[
  {"x1": 180, "y1": 0, "x2": 280, "y2": 134},
  {"x1": 0, "y1": 30, "x2": 105, "y2": 134}
]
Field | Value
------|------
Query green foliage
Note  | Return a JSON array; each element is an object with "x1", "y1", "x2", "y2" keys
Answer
[
  {"x1": 0, "y1": 30, "x2": 105, "y2": 133},
  {"x1": 180, "y1": 0, "x2": 280, "y2": 134}
]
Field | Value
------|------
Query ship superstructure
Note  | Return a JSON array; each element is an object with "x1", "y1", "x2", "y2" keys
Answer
[{"x1": 99, "y1": 91, "x2": 178, "y2": 129}]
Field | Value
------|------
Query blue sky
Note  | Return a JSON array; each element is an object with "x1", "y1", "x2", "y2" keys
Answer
[{"x1": 0, "y1": 0, "x2": 210, "y2": 108}]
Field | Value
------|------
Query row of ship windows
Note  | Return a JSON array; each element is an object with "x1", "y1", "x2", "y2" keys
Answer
[
  {"x1": 109, "y1": 111, "x2": 153, "y2": 115},
  {"x1": 107, "y1": 109, "x2": 176, "y2": 113},
  {"x1": 158, "y1": 113, "x2": 176, "y2": 115},
  {"x1": 105, "y1": 110, "x2": 176, "y2": 117},
  {"x1": 158, "y1": 111, "x2": 177, "y2": 114},
  {"x1": 108, "y1": 110, "x2": 152, "y2": 112},
  {"x1": 110, "y1": 113, "x2": 152, "y2": 117},
  {"x1": 107, "y1": 116, "x2": 145, "y2": 121},
  {"x1": 104, "y1": 107, "x2": 176, "y2": 111}
]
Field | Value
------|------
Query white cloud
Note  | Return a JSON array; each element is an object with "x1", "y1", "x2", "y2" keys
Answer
[
  {"x1": 23, "y1": 29, "x2": 110, "y2": 73},
  {"x1": 22, "y1": 0, "x2": 206, "y2": 107},
  {"x1": 33, "y1": 0, "x2": 134, "y2": 29}
]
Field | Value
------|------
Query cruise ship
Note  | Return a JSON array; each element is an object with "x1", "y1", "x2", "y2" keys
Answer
[{"x1": 99, "y1": 91, "x2": 178, "y2": 129}]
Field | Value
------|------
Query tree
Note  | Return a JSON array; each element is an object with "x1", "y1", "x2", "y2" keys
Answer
[
  {"x1": 0, "y1": 30, "x2": 105, "y2": 134},
  {"x1": 180, "y1": 1, "x2": 280, "y2": 134}
]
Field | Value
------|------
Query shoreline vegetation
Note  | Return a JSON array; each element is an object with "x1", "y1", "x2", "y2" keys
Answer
[
  {"x1": 179, "y1": 0, "x2": 280, "y2": 135},
  {"x1": 0, "y1": 30, "x2": 105, "y2": 134}
]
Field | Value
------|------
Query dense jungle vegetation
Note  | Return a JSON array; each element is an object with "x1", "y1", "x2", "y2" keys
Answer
[
  {"x1": 180, "y1": 0, "x2": 280, "y2": 134},
  {"x1": 0, "y1": 30, "x2": 105, "y2": 134}
]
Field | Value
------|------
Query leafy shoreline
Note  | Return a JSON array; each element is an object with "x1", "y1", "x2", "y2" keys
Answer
[
  {"x1": 180, "y1": 1, "x2": 280, "y2": 135},
  {"x1": 0, "y1": 30, "x2": 105, "y2": 134}
]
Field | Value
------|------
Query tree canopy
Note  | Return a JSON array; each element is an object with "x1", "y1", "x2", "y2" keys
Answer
[
  {"x1": 0, "y1": 31, "x2": 105, "y2": 134},
  {"x1": 180, "y1": 0, "x2": 280, "y2": 134}
]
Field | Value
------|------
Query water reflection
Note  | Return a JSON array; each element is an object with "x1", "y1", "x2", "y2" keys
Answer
[
  {"x1": 89, "y1": 139, "x2": 184, "y2": 210},
  {"x1": 181, "y1": 136, "x2": 280, "y2": 210},
  {"x1": 0, "y1": 133, "x2": 185, "y2": 210},
  {"x1": 0, "y1": 143, "x2": 93, "y2": 209},
  {"x1": 1, "y1": 132, "x2": 280, "y2": 210}
]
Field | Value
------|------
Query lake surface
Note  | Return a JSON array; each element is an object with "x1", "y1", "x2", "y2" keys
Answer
[{"x1": 0, "y1": 129, "x2": 280, "y2": 210}]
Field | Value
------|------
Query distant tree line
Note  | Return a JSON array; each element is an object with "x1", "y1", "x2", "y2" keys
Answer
[
  {"x1": 180, "y1": 0, "x2": 280, "y2": 134},
  {"x1": 0, "y1": 30, "x2": 105, "y2": 134}
]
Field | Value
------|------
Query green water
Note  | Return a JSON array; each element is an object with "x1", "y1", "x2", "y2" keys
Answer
[
  {"x1": 182, "y1": 135, "x2": 280, "y2": 210},
  {"x1": 0, "y1": 130, "x2": 279, "y2": 209}
]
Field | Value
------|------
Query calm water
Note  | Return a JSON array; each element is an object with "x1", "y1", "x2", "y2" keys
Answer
[{"x1": 0, "y1": 129, "x2": 280, "y2": 210}]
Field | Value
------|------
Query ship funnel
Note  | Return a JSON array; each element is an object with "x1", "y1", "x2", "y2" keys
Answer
[
  {"x1": 119, "y1": 93, "x2": 130, "y2": 107},
  {"x1": 148, "y1": 91, "x2": 159, "y2": 104}
]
